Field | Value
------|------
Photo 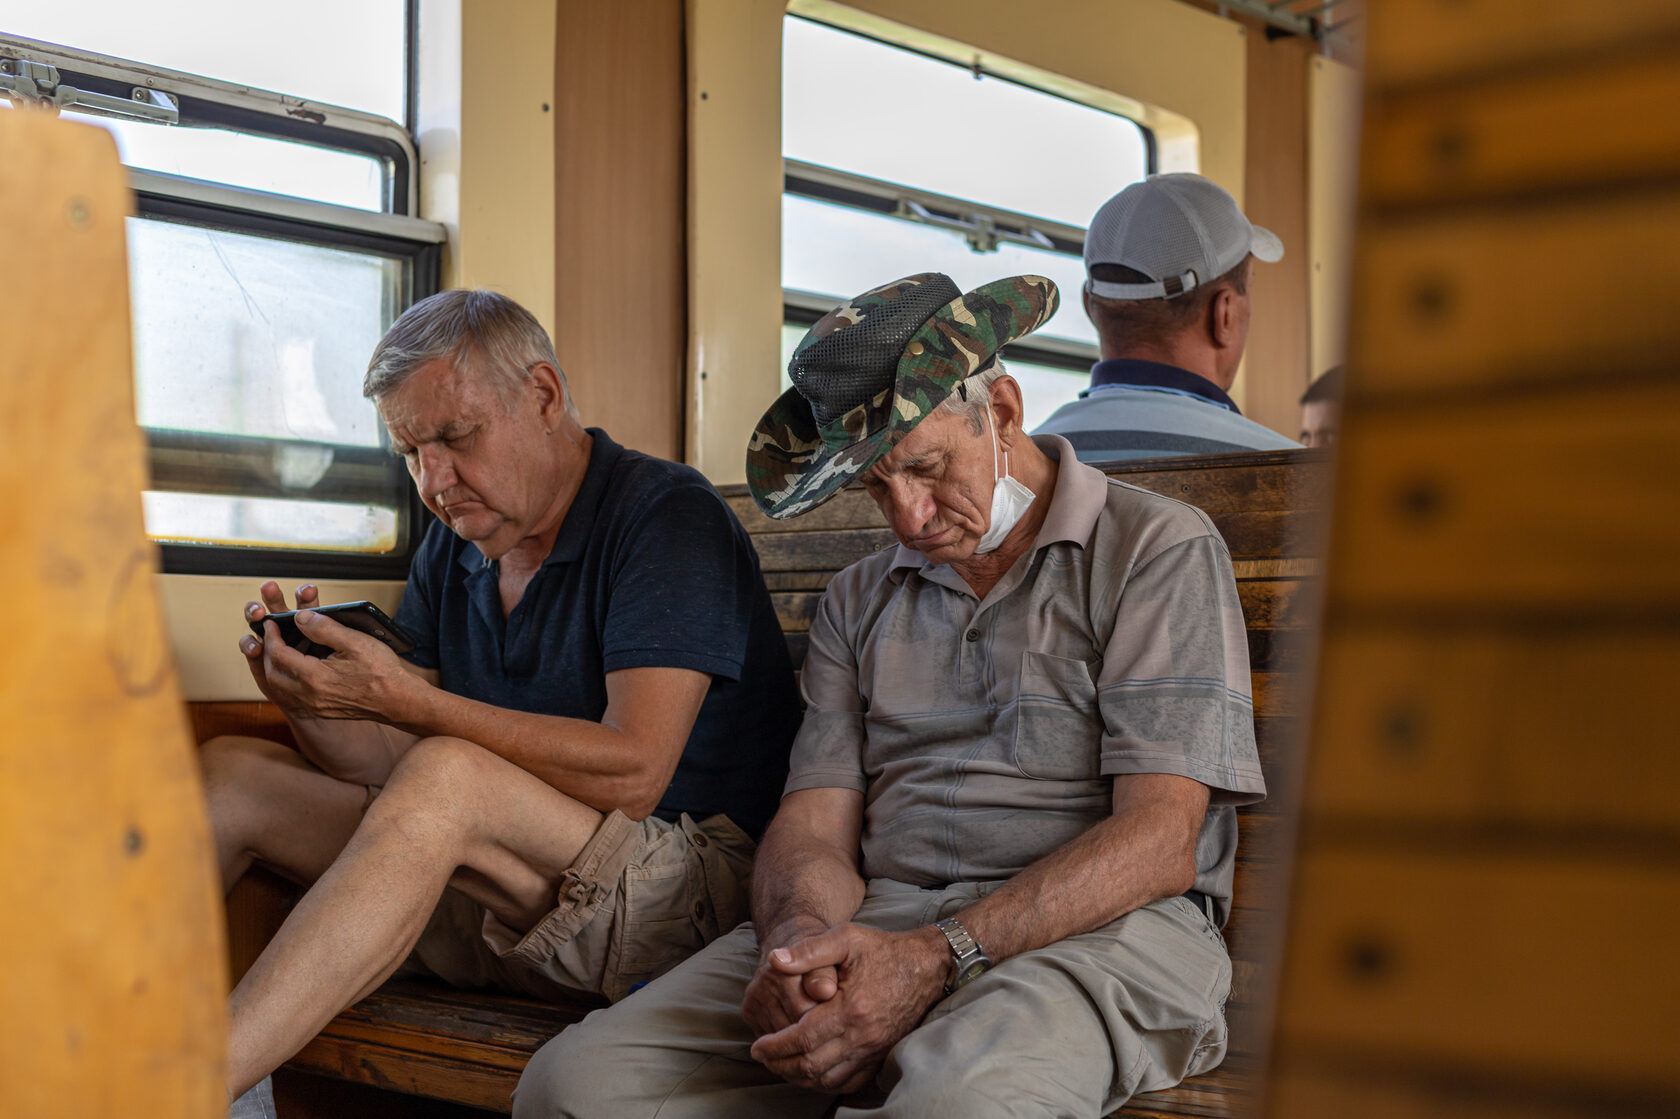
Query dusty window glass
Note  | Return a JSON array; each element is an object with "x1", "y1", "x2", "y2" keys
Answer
[
  {"x1": 126, "y1": 218, "x2": 412, "y2": 554},
  {"x1": 128, "y1": 219, "x2": 398, "y2": 446},
  {"x1": 783, "y1": 195, "x2": 1095, "y2": 348}
]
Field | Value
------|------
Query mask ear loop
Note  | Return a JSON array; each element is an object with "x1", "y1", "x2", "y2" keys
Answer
[{"x1": 986, "y1": 395, "x2": 1006, "y2": 483}]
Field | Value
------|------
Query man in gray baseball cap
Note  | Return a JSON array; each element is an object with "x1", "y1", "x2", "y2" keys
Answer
[{"x1": 1034, "y1": 172, "x2": 1301, "y2": 462}]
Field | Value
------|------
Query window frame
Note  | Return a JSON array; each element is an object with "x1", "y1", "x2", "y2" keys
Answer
[{"x1": 1, "y1": 25, "x2": 442, "y2": 580}]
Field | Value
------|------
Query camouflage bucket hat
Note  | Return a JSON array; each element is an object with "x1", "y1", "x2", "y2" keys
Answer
[{"x1": 745, "y1": 272, "x2": 1059, "y2": 519}]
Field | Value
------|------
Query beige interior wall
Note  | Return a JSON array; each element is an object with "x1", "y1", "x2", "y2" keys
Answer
[
  {"x1": 453, "y1": 0, "x2": 558, "y2": 338},
  {"x1": 686, "y1": 0, "x2": 789, "y2": 484},
  {"x1": 1308, "y1": 54, "x2": 1362, "y2": 384},
  {"x1": 686, "y1": 0, "x2": 1248, "y2": 483},
  {"x1": 161, "y1": 578, "x2": 404, "y2": 703}
]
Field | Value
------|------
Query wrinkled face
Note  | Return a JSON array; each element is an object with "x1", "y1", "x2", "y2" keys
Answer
[
  {"x1": 378, "y1": 355, "x2": 552, "y2": 558},
  {"x1": 1300, "y1": 399, "x2": 1338, "y2": 449},
  {"x1": 860, "y1": 406, "x2": 996, "y2": 566}
]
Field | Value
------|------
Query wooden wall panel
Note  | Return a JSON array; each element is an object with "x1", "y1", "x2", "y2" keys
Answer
[
  {"x1": 553, "y1": 0, "x2": 687, "y2": 462},
  {"x1": 1265, "y1": 2, "x2": 1680, "y2": 1115},
  {"x1": 1241, "y1": 27, "x2": 1314, "y2": 438}
]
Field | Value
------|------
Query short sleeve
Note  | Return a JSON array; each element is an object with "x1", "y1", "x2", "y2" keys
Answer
[
  {"x1": 599, "y1": 482, "x2": 755, "y2": 680},
  {"x1": 783, "y1": 585, "x2": 867, "y2": 795},
  {"x1": 393, "y1": 519, "x2": 445, "y2": 670},
  {"x1": 1096, "y1": 534, "x2": 1266, "y2": 804}
]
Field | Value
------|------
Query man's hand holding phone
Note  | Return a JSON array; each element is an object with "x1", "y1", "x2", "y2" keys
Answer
[{"x1": 241, "y1": 582, "x2": 415, "y2": 723}]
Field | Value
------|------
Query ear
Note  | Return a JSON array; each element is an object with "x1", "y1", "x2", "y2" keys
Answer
[
  {"x1": 988, "y1": 375, "x2": 1028, "y2": 448},
  {"x1": 1209, "y1": 286, "x2": 1242, "y2": 350},
  {"x1": 525, "y1": 361, "x2": 568, "y2": 425}
]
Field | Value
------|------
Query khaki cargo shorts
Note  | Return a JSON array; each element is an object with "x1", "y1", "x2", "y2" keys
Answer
[{"x1": 402, "y1": 809, "x2": 755, "y2": 1004}]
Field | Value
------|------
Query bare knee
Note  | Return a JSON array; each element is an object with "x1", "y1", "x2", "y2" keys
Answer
[
  {"x1": 365, "y1": 736, "x2": 497, "y2": 840},
  {"x1": 384, "y1": 736, "x2": 498, "y2": 796}
]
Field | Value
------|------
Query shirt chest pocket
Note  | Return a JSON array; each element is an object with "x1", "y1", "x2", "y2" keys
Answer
[{"x1": 1013, "y1": 651, "x2": 1102, "y2": 780}]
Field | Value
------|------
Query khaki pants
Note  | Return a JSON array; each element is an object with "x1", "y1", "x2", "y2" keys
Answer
[
  {"x1": 407, "y1": 810, "x2": 755, "y2": 1005},
  {"x1": 513, "y1": 879, "x2": 1232, "y2": 1118}
]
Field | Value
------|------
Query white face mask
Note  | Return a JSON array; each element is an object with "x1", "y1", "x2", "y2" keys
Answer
[{"x1": 974, "y1": 399, "x2": 1036, "y2": 554}]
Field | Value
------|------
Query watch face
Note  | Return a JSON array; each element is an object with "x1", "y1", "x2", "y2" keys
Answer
[{"x1": 953, "y1": 959, "x2": 989, "y2": 990}]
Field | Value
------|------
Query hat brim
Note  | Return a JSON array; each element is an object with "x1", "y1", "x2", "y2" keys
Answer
[
  {"x1": 1251, "y1": 224, "x2": 1284, "y2": 263},
  {"x1": 745, "y1": 274, "x2": 1059, "y2": 519}
]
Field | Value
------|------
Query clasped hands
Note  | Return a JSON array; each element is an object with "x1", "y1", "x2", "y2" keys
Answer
[
  {"x1": 741, "y1": 920, "x2": 949, "y2": 1095},
  {"x1": 240, "y1": 581, "x2": 403, "y2": 722}
]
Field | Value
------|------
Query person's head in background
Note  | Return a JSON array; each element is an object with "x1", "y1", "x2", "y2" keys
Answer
[
  {"x1": 1082, "y1": 173, "x2": 1284, "y2": 391},
  {"x1": 1299, "y1": 366, "x2": 1343, "y2": 449}
]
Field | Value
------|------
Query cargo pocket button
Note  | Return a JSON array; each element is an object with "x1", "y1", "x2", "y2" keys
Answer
[{"x1": 691, "y1": 832, "x2": 709, "y2": 848}]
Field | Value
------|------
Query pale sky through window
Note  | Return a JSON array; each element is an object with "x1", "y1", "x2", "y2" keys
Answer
[
  {"x1": 0, "y1": 2, "x2": 405, "y2": 207},
  {"x1": 782, "y1": 16, "x2": 1148, "y2": 229},
  {"x1": 781, "y1": 16, "x2": 1148, "y2": 348},
  {"x1": 0, "y1": 1, "x2": 405, "y2": 120}
]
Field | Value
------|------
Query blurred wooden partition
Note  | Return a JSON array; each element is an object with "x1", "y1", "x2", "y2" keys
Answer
[
  {"x1": 0, "y1": 112, "x2": 225, "y2": 1116},
  {"x1": 1263, "y1": 2, "x2": 1680, "y2": 1116}
]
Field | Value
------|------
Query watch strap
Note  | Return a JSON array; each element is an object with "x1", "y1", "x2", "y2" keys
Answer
[{"x1": 935, "y1": 916, "x2": 990, "y2": 994}]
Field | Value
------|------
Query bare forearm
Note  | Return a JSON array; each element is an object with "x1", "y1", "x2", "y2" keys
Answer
[
  {"x1": 953, "y1": 776, "x2": 1206, "y2": 964},
  {"x1": 751, "y1": 815, "x2": 866, "y2": 955},
  {"x1": 385, "y1": 680, "x2": 670, "y2": 815}
]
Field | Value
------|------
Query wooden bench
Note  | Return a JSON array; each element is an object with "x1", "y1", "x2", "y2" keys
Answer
[{"x1": 202, "y1": 448, "x2": 1330, "y2": 1116}]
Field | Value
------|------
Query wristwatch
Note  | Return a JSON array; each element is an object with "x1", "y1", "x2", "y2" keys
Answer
[{"x1": 934, "y1": 916, "x2": 993, "y2": 994}]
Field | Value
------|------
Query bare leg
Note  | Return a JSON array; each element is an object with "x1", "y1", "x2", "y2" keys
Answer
[
  {"x1": 224, "y1": 735, "x2": 604, "y2": 1098},
  {"x1": 200, "y1": 735, "x2": 368, "y2": 893}
]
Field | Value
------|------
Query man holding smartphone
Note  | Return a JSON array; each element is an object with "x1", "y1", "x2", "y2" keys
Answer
[{"x1": 204, "y1": 290, "x2": 802, "y2": 1113}]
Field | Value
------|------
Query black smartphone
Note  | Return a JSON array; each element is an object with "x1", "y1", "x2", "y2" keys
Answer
[{"x1": 248, "y1": 600, "x2": 417, "y2": 658}]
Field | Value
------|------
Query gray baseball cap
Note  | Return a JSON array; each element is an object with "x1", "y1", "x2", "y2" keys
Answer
[{"x1": 1084, "y1": 173, "x2": 1283, "y2": 301}]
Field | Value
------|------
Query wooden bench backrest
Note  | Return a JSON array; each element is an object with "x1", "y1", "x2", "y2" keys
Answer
[
  {"x1": 718, "y1": 447, "x2": 1331, "y2": 1047},
  {"x1": 2, "y1": 112, "x2": 225, "y2": 1119}
]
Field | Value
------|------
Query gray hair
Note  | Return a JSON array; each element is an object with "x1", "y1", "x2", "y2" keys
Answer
[
  {"x1": 935, "y1": 358, "x2": 1009, "y2": 435},
  {"x1": 363, "y1": 289, "x2": 579, "y2": 420}
]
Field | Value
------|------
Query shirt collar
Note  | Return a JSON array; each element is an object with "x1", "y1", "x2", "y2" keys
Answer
[
  {"x1": 456, "y1": 427, "x2": 623, "y2": 573},
  {"x1": 887, "y1": 433, "x2": 1107, "y2": 574},
  {"x1": 1087, "y1": 358, "x2": 1241, "y2": 414}
]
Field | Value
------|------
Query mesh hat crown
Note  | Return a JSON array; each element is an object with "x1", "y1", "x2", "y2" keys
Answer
[
  {"x1": 745, "y1": 272, "x2": 1058, "y2": 520},
  {"x1": 1084, "y1": 173, "x2": 1283, "y2": 300}
]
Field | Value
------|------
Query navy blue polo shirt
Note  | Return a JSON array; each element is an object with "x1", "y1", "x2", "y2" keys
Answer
[{"x1": 393, "y1": 429, "x2": 800, "y2": 839}]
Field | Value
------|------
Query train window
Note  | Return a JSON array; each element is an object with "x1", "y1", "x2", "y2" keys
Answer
[
  {"x1": 0, "y1": 6, "x2": 442, "y2": 579},
  {"x1": 782, "y1": 14, "x2": 1149, "y2": 394}
]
